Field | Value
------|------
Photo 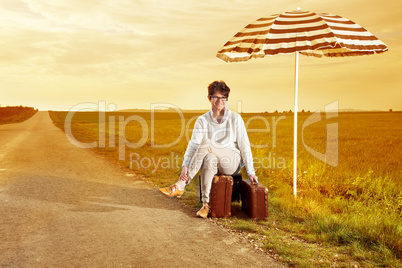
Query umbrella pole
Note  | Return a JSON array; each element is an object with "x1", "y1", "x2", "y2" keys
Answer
[{"x1": 293, "y1": 51, "x2": 299, "y2": 198}]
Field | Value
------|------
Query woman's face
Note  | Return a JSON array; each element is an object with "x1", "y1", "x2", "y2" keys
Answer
[{"x1": 209, "y1": 91, "x2": 227, "y2": 112}]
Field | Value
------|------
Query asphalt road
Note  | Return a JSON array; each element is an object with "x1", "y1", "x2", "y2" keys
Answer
[{"x1": 0, "y1": 111, "x2": 283, "y2": 268}]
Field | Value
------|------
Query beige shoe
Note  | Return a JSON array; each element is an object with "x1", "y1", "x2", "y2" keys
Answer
[
  {"x1": 159, "y1": 184, "x2": 184, "y2": 198},
  {"x1": 196, "y1": 203, "x2": 210, "y2": 218}
]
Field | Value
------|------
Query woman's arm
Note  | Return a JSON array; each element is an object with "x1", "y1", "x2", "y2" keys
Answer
[
  {"x1": 179, "y1": 166, "x2": 189, "y2": 182},
  {"x1": 182, "y1": 116, "x2": 206, "y2": 168},
  {"x1": 236, "y1": 114, "x2": 258, "y2": 184}
]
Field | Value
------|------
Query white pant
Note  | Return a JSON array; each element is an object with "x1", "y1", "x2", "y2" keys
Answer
[{"x1": 187, "y1": 140, "x2": 241, "y2": 203}]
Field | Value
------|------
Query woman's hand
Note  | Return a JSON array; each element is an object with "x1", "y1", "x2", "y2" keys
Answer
[
  {"x1": 248, "y1": 174, "x2": 258, "y2": 184},
  {"x1": 179, "y1": 166, "x2": 189, "y2": 182}
]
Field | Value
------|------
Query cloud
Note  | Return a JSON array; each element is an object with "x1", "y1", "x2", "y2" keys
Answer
[{"x1": 20, "y1": 0, "x2": 147, "y2": 34}]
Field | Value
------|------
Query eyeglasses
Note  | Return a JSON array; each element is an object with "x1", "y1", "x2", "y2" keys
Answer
[{"x1": 210, "y1": 95, "x2": 228, "y2": 102}]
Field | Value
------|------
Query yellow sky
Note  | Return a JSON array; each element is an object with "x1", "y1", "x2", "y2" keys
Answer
[{"x1": 1, "y1": 0, "x2": 401, "y2": 112}]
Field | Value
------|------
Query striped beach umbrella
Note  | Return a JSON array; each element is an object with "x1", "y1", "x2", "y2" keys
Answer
[{"x1": 216, "y1": 9, "x2": 388, "y2": 197}]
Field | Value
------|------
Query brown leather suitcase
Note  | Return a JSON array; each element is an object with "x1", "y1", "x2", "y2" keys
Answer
[
  {"x1": 199, "y1": 173, "x2": 242, "y2": 203},
  {"x1": 240, "y1": 179, "x2": 269, "y2": 221},
  {"x1": 209, "y1": 175, "x2": 234, "y2": 218}
]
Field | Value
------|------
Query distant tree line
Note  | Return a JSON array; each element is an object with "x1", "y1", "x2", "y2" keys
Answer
[
  {"x1": 0, "y1": 106, "x2": 38, "y2": 124},
  {"x1": 263, "y1": 109, "x2": 311, "y2": 114}
]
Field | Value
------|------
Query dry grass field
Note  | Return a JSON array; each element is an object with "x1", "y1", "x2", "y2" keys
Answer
[
  {"x1": 0, "y1": 106, "x2": 38, "y2": 125},
  {"x1": 50, "y1": 110, "x2": 401, "y2": 267}
]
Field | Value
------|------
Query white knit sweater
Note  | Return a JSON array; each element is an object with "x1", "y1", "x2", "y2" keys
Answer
[{"x1": 182, "y1": 108, "x2": 255, "y2": 176}]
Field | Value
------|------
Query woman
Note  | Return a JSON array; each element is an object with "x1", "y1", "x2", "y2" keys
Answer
[{"x1": 159, "y1": 81, "x2": 258, "y2": 218}]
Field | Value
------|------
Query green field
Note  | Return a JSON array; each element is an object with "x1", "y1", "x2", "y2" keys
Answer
[{"x1": 49, "y1": 110, "x2": 402, "y2": 267}]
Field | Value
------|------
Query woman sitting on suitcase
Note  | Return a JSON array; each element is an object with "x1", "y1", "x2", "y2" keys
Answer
[{"x1": 159, "y1": 80, "x2": 258, "y2": 218}]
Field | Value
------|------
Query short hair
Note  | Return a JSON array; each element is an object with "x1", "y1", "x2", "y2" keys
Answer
[{"x1": 208, "y1": 81, "x2": 230, "y2": 98}]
